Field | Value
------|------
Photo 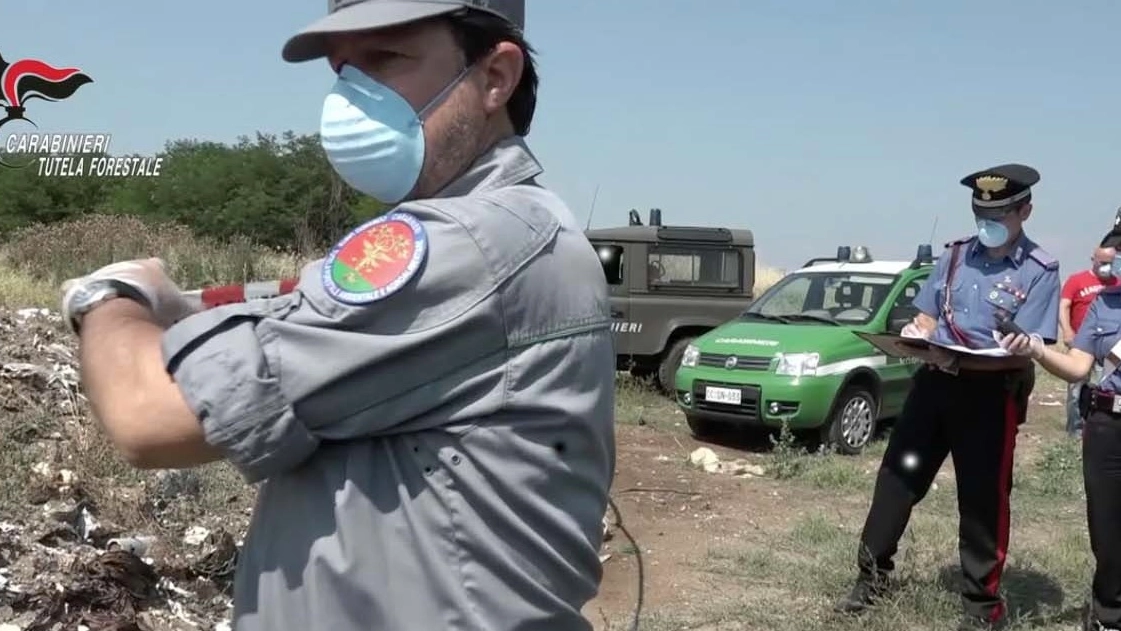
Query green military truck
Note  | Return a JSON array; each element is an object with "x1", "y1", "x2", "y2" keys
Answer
[
  {"x1": 587, "y1": 209, "x2": 757, "y2": 393},
  {"x1": 672, "y1": 245, "x2": 936, "y2": 454}
]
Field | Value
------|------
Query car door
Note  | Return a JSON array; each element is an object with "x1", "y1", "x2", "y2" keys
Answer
[
  {"x1": 591, "y1": 240, "x2": 632, "y2": 362},
  {"x1": 878, "y1": 273, "x2": 929, "y2": 415}
]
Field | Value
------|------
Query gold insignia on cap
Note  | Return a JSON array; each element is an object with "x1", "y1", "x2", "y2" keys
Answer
[{"x1": 975, "y1": 175, "x2": 1008, "y2": 201}]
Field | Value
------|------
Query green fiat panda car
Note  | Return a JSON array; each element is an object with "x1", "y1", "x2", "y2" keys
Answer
[{"x1": 674, "y1": 245, "x2": 936, "y2": 454}]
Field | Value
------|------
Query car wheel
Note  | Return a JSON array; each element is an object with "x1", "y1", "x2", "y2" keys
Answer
[
  {"x1": 686, "y1": 414, "x2": 717, "y2": 438},
  {"x1": 825, "y1": 385, "x2": 877, "y2": 455},
  {"x1": 657, "y1": 336, "x2": 694, "y2": 394}
]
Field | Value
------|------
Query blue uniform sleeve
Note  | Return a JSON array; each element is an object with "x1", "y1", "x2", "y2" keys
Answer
[
  {"x1": 1014, "y1": 266, "x2": 1061, "y2": 344},
  {"x1": 1072, "y1": 298, "x2": 1101, "y2": 354},
  {"x1": 911, "y1": 252, "x2": 949, "y2": 317}
]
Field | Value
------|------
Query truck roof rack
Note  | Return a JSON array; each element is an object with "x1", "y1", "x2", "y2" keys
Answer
[{"x1": 656, "y1": 226, "x2": 734, "y2": 243}]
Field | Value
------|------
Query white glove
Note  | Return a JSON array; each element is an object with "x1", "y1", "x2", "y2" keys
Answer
[
  {"x1": 900, "y1": 321, "x2": 930, "y2": 339},
  {"x1": 61, "y1": 258, "x2": 198, "y2": 332},
  {"x1": 997, "y1": 332, "x2": 1044, "y2": 359}
]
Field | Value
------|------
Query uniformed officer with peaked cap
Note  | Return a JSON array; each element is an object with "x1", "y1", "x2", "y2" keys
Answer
[
  {"x1": 55, "y1": 1, "x2": 618, "y2": 629},
  {"x1": 836, "y1": 163, "x2": 1061, "y2": 630}
]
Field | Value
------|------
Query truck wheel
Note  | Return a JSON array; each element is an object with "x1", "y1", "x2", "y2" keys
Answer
[
  {"x1": 825, "y1": 385, "x2": 877, "y2": 455},
  {"x1": 657, "y1": 337, "x2": 694, "y2": 394}
]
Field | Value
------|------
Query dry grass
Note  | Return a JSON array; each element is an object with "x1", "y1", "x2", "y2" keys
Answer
[
  {"x1": 0, "y1": 214, "x2": 789, "y2": 308},
  {"x1": 0, "y1": 214, "x2": 306, "y2": 308}
]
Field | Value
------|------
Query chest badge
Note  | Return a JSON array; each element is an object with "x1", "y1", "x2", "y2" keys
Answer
[{"x1": 321, "y1": 211, "x2": 428, "y2": 305}]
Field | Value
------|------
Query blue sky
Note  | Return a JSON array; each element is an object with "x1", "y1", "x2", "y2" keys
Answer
[{"x1": 1, "y1": 0, "x2": 1117, "y2": 274}]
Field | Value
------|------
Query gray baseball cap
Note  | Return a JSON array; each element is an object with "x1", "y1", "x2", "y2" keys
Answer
[{"x1": 282, "y1": 0, "x2": 525, "y2": 63}]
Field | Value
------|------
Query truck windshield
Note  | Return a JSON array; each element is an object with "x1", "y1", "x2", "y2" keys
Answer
[{"x1": 742, "y1": 271, "x2": 898, "y2": 325}]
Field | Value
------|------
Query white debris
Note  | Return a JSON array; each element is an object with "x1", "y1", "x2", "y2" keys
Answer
[
  {"x1": 687, "y1": 447, "x2": 766, "y2": 477},
  {"x1": 78, "y1": 506, "x2": 100, "y2": 541},
  {"x1": 184, "y1": 525, "x2": 211, "y2": 546},
  {"x1": 689, "y1": 447, "x2": 721, "y2": 472}
]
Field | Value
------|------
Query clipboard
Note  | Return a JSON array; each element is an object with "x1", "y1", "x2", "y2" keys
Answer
[
  {"x1": 852, "y1": 331, "x2": 931, "y2": 359},
  {"x1": 852, "y1": 331, "x2": 1011, "y2": 358}
]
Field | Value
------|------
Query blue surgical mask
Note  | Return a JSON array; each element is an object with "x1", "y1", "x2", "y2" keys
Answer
[
  {"x1": 1111, "y1": 260, "x2": 1121, "y2": 278},
  {"x1": 976, "y1": 218, "x2": 1009, "y2": 248},
  {"x1": 319, "y1": 64, "x2": 471, "y2": 204}
]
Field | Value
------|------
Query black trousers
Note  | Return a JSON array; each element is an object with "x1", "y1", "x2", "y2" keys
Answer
[
  {"x1": 855, "y1": 364, "x2": 1033, "y2": 622},
  {"x1": 1084, "y1": 409, "x2": 1121, "y2": 627}
]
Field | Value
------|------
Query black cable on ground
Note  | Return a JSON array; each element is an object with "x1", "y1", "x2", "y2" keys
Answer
[{"x1": 607, "y1": 496, "x2": 643, "y2": 631}]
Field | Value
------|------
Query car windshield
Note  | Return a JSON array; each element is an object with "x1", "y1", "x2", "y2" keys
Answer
[{"x1": 741, "y1": 271, "x2": 898, "y2": 325}]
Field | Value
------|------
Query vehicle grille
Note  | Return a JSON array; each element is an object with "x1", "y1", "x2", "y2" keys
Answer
[
  {"x1": 698, "y1": 353, "x2": 772, "y2": 371},
  {"x1": 693, "y1": 380, "x2": 761, "y2": 420}
]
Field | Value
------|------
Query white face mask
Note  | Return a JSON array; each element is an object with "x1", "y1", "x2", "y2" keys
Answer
[
  {"x1": 319, "y1": 64, "x2": 472, "y2": 204},
  {"x1": 975, "y1": 218, "x2": 1009, "y2": 248}
]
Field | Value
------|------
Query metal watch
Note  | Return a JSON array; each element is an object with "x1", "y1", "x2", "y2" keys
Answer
[{"x1": 66, "y1": 279, "x2": 148, "y2": 333}]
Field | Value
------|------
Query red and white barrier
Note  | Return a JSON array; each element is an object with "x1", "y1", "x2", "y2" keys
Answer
[{"x1": 182, "y1": 278, "x2": 299, "y2": 310}]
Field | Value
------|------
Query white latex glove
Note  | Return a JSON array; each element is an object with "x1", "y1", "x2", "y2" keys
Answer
[
  {"x1": 900, "y1": 321, "x2": 930, "y2": 339},
  {"x1": 997, "y1": 332, "x2": 1044, "y2": 359},
  {"x1": 60, "y1": 258, "x2": 198, "y2": 332}
]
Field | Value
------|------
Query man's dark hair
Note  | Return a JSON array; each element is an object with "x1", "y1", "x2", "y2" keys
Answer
[{"x1": 445, "y1": 10, "x2": 538, "y2": 136}]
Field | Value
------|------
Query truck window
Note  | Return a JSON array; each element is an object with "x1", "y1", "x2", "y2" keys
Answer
[
  {"x1": 647, "y1": 246, "x2": 741, "y2": 289},
  {"x1": 595, "y1": 244, "x2": 625, "y2": 285}
]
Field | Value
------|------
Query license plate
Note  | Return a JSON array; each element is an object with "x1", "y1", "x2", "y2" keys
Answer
[{"x1": 705, "y1": 386, "x2": 742, "y2": 405}]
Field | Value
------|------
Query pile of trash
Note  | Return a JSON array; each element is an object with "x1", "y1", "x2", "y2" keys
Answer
[
  {"x1": 0, "y1": 308, "x2": 251, "y2": 630},
  {"x1": 0, "y1": 309, "x2": 81, "y2": 416}
]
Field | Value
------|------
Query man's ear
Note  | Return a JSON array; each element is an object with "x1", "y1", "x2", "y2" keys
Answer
[
  {"x1": 480, "y1": 41, "x2": 523, "y2": 116},
  {"x1": 1018, "y1": 202, "x2": 1033, "y2": 221}
]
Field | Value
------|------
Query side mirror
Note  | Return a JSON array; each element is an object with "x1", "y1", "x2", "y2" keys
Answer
[{"x1": 887, "y1": 305, "x2": 918, "y2": 333}]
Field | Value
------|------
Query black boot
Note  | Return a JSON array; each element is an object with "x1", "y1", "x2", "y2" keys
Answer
[
  {"x1": 833, "y1": 576, "x2": 894, "y2": 614},
  {"x1": 1084, "y1": 604, "x2": 1121, "y2": 631}
]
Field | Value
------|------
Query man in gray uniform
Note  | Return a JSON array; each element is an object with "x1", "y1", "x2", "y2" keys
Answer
[{"x1": 58, "y1": 2, "x2": 617, "y2": 629}]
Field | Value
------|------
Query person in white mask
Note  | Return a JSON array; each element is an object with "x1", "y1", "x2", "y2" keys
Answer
[
  {"x1": 1000, "y1": 278, "x2": 1121, "y2": 631},
  {"x1": 56, "y1": 2, "x2": 617, "y2": 629},
  {"x1": 1058, "y1": 245, "x2": 1119, "y2": 436},
  {"x1": 837, "y1": 164, "x2": 1061, "y2": 631}
]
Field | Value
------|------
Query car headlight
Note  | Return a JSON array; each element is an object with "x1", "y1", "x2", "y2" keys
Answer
[
  {"x1": 681, "y1": 344, "x2": 700, "y2": 367},
  {"x1": 775, "y1": 352, "x2": 820, "y2": 377}
]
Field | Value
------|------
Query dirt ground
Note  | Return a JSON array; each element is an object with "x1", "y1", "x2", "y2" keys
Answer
[{"x1": 585, "y1": 377, "x2": 1085, "y2": 631}]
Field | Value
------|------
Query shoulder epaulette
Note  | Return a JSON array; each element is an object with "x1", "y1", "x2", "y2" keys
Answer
[
  {"x1": 943, "y1": 235, "x2": 976, "y2": 248},
  {"x1": 1026, "y1": 246, "x2": 1059, "y2": 270}
]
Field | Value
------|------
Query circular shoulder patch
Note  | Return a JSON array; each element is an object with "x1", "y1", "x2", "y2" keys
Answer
[{"x1": 321, "y1": 211, "x2": 428, "y2": 305}]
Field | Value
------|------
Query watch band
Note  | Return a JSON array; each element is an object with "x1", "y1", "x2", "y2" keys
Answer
[{"x1": 67, "y1": 279, "x2": 149, "y2": 334}]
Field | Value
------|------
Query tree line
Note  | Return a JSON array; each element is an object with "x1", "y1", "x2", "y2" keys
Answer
[{"x1": 0, "y1": 131, "x2": 386, "y2": 252}]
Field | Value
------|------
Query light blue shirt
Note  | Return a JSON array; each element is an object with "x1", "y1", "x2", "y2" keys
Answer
[
  {"x1": 1073, "y1": 286, "x2": 1121, "y2": 392},
  {"x1": 913, "y1": 233, "x2": 1060, "y2": 349}
]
